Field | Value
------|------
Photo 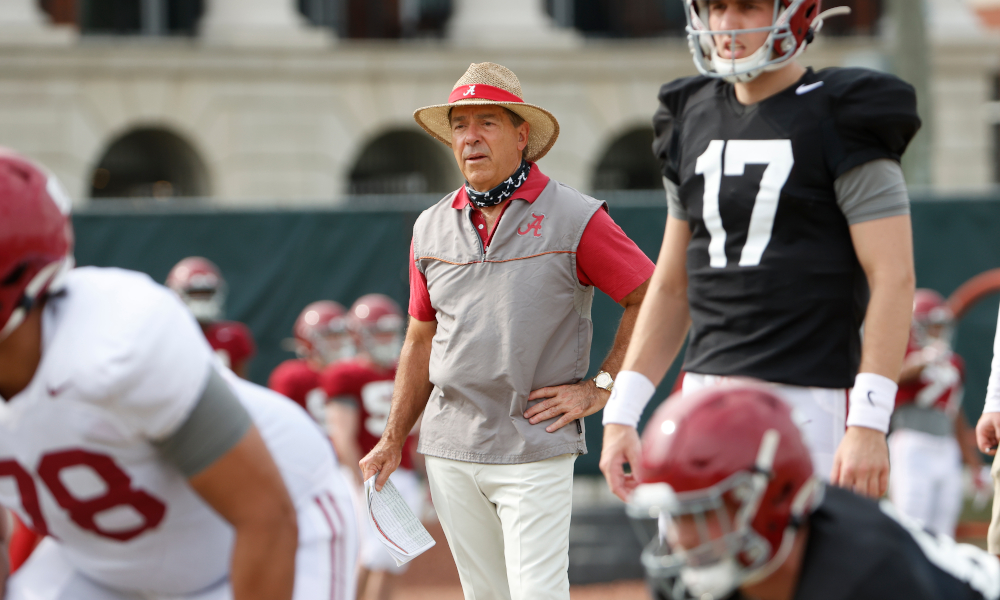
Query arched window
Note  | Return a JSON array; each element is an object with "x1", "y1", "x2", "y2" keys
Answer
[
  {"x1": 90, "y1": 128, "x2": 210, "y2": 199},
  {"x1": 592, "y1": 127, "x2": 661, "y2": 191},
  {"x1": 349, "y1": 129, "x2": 460, "y2": 195}
]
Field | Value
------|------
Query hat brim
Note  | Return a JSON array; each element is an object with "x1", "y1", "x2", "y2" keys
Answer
[{"x1": 413, "y1": 99, "x2": 560, "y2": 163}]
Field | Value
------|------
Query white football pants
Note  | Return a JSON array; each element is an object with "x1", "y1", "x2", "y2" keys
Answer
[
  {"x1": 5, "y1": 485, "x2": 358, "y2": 600},
  {"x1": 425, "y1": 453, "x2": 576, "y2": 600},
  {"x1": 682, "y1": 373, "x2": 847, "y2": 481},
  {"x1": 888, "y1": 428, "x2": 963, "y2": 537}
]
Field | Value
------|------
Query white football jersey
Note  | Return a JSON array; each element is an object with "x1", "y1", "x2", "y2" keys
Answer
[{"x1": 0, "y1": 267, "x2": 338, "y2": 595}]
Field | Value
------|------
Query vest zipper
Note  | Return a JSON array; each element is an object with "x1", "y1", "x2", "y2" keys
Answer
[{"x1": 468, "y1": 208, "x2": 486, "y2": 262}]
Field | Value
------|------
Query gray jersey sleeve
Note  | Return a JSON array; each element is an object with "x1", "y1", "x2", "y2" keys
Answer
[
  {"x1": 153, "y1": 367, "x2": 252, "y2": 478},
  {"x1": 664, "y1": 176, "x2": 687, "y2": 221},
  {"x1": 834, "y1": 158, "x2": 911, "y2": 225}
]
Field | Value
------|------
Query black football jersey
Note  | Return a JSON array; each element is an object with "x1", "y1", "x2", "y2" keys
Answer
[
  {"x1": 653, "y1": 67, "x2": 920, "y2": 388},
  {"x1": 793, "y1": 486, "x2": 998, "y2": 600}
]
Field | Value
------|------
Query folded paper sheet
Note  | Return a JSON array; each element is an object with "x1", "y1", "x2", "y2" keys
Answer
[{"x1": 364, "y1": 474, "x2": 436, "y2": 566}]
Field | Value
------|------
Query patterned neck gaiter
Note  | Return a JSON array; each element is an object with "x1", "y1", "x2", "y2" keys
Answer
[{"x1": 465, "y1": 160, "x2": 531, "y2": 208}]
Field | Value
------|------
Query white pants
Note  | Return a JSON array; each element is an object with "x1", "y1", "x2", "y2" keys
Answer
[
  {"x1": 6, "y1": 486, "x2": 358, "y2": 600},
  {"x1": 350, "y1": 468, "x2": 423, "y2": 573},
  {"x1": 888, "y1": 429, "x2": 963, "y2": 537},
  {"x1": 683, "y1": 373, "x2": 847, "y2": 481},
  {"x1": 424, "y1": 453, "x2": 576, "y2": 600}
]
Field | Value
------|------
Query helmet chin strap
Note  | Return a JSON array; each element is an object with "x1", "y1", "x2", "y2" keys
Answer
[{"x1": 0, "y1": 257, "x2": 73, "y2": 343}]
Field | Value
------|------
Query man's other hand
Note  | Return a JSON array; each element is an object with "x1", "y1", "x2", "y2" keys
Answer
[
  {"x1": 525, "y1": 380, "x2": 610, "y2": 433},
  {"x1": 359, "y1": 439, "x2": 402, "y2": 492},
  {"x1": 976, "y1": 412, "x2": 1000, "y2": 455},
  {"x1": 600, "y1": 424, "x2": 643, "y2": 502},
  {"x1": 830, "y1": 426, "x2": 889, "y2": 498}
]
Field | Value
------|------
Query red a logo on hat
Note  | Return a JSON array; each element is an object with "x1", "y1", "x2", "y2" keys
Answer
[
  {"x1": 463, "y1": 85, "x2": 476, "y2": 97},
  {"x1": 517, "y1": 213, "x2": 544, "y2": 237}
]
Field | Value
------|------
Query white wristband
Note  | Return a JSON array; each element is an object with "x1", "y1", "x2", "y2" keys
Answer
[
  {"x1": 845, "y1": 372, "x2": 897, "y2": 433},
  {"x1": 602, "y1": 370, "x2": 656, "y2": 428}
]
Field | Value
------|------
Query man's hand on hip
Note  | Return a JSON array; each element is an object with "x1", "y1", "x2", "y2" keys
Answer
[
  {"x1": 600, "y1": 424, "x2": 643, "y2": 502},
  {"x1": 976, "y1": 412, "x2": 1000, "y2": 455},
  {"x1": 525, "y1": 380, "x2": 610, "y2": 433},
  {"x1": 830, "y1": 426, "x2": 889, "y2": 498},
  {"x1": 359, "y1": 438, "x2": 402, "y2": 492}
]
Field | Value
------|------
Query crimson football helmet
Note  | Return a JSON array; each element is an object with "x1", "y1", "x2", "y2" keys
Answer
[
  {"x1": 0, "y1": 148, "x2": 74, "y2": 342},
  {"x1": 627, "y1": 384, "x2": 823, "y2": 600},
  {"x1": 684, "y1": 0, "x2": 851, "y2": 83},
  {"x1": 348, "y1": 294, "x2": 403, "y2": 367},
  {"x1": 293, "y1": 300, "x2": 355, "y2": 367},
  {"x1": 166, "y1": 257, "x2": 227, "y2": 324},
  {"x1": 911, "y1": 288, "x2": 954, "y2": 348}
]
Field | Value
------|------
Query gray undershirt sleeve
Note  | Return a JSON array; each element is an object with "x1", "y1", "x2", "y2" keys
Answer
[
  {"x1": 153, "y1": 367, "x2": 252, "y2": 478},
  {"x1": 833, "y1": 158, "x2": 911, "y2": 225},
  {"x1": 664, "y1": 176, "x2": 688, "y2": 221}
]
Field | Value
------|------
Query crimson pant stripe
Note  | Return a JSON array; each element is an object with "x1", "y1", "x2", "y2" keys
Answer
[
  {"x1": 314, "y1": 495, "x2": 339, "y2": 600},
  {"x1": 325, "y1": 491, "x2": 353, "y2": 600}
]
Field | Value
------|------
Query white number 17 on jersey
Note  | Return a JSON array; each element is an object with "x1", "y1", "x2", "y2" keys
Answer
[{"x1": 695, "y1": 139, "x2": 794, "y2": 268}]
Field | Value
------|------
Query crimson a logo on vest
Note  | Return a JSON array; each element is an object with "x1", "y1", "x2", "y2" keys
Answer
[{"x1": 517, "y1": 213, "x2": 544, "y2": 237}]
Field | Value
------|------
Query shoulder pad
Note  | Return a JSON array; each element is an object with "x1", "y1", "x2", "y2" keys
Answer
[
  {"x1": 654, "y1": 76, "x2": 714, "y2": 183},
  {"x1": 270, "y1": 359, "x2": 312, "y2": 383},
  {"x1": 657, "y1": 76, "x2": 714, "y2": 116},
  {"x1": 318, "y1": 358, "x2": 362, "y2": 393},
  {"x1": 818, "y1": 68, "x2": 922, "y2": 177}
]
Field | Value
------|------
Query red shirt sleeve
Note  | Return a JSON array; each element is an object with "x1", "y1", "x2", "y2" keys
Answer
[
  {"x1": 408, "y1": 237, "x2": 436, "y2": 321},
  {"x1": 576, "y1": 208, "x2": 655, "y2": 302}
]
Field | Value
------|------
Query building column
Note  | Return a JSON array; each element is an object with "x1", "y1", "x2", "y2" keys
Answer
[
  {"x1": 200, "y1": 0, "x2": 332, "y2": 48},
  {"x1": 447, "y1": 0, "x2": 580, "y2": 47},
  {"x1": 0, "y1": 0, "x2": 74, "y2": 45}
]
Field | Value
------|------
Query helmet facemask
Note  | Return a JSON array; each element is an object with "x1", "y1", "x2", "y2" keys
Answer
[
  {"x1": 0, "y1": 256, "x2": 74, "y2": 343},
  {"x1": 361, "y1": 314, "x2": 404, "y2": 367},
  {"x1": 684, "y1": 0, "x2": 850, "y2": 83},
  {"x1": 308, "y1": 319, "x2": 356, "y2": 367},
  {"x1": 912, "y1": 307, "x2": 955, "y2": 351},
  {"x1": 179, "y1": 282, "x2": 225, "y2": 324}
]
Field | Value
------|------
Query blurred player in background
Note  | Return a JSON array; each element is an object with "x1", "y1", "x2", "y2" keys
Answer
[
  {"x1": 890, "y1": 289, "x2": 987, "y2": 537},
  {"x1": 269, "y1": 300, "x2": 355, "y2": 422},
  {"x1": 320, "y1": 294, "x2": 418, "y2": 600},
  {"x1": 630, "y1": 384, "x2": 1000, "y2": 600},
  {"x1": 167, "y1": 256, "x2": 257, "y2": 378},
  {"x1": 602, "y1": 0, "x2": 920, "y2": 501},
  {"x1": 976, "y1": 298, "x2": 1000, "y2": 557},
  {"x1": 0, "y1": 148, "x2": 357, "y2": 600}
]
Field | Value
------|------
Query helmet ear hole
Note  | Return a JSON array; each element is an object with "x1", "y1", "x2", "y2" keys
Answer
[
  {"x1": 774, "y1": 481, "x2": 794, "y2": 505},
  {"x1": 2, "y1": 263, "x2": 27, "y2": 287}
]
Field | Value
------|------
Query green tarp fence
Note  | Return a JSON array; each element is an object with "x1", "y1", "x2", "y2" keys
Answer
[{"x1": 72, "y1": 197, "x2": 1000, "y2": 475}]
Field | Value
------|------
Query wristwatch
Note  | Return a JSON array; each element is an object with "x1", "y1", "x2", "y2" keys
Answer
[{"x1": 593, "y1": 370, "x2": 614, "y2": 392}]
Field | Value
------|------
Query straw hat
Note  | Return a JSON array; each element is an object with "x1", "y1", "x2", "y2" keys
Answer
[{"x1": 413, "y1": 62, "x2": 560, "y2": 162}]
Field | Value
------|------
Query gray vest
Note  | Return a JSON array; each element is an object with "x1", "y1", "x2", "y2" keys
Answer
[{"x1": 413, "y1": 179, "x2": 605, "y2": 464}]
